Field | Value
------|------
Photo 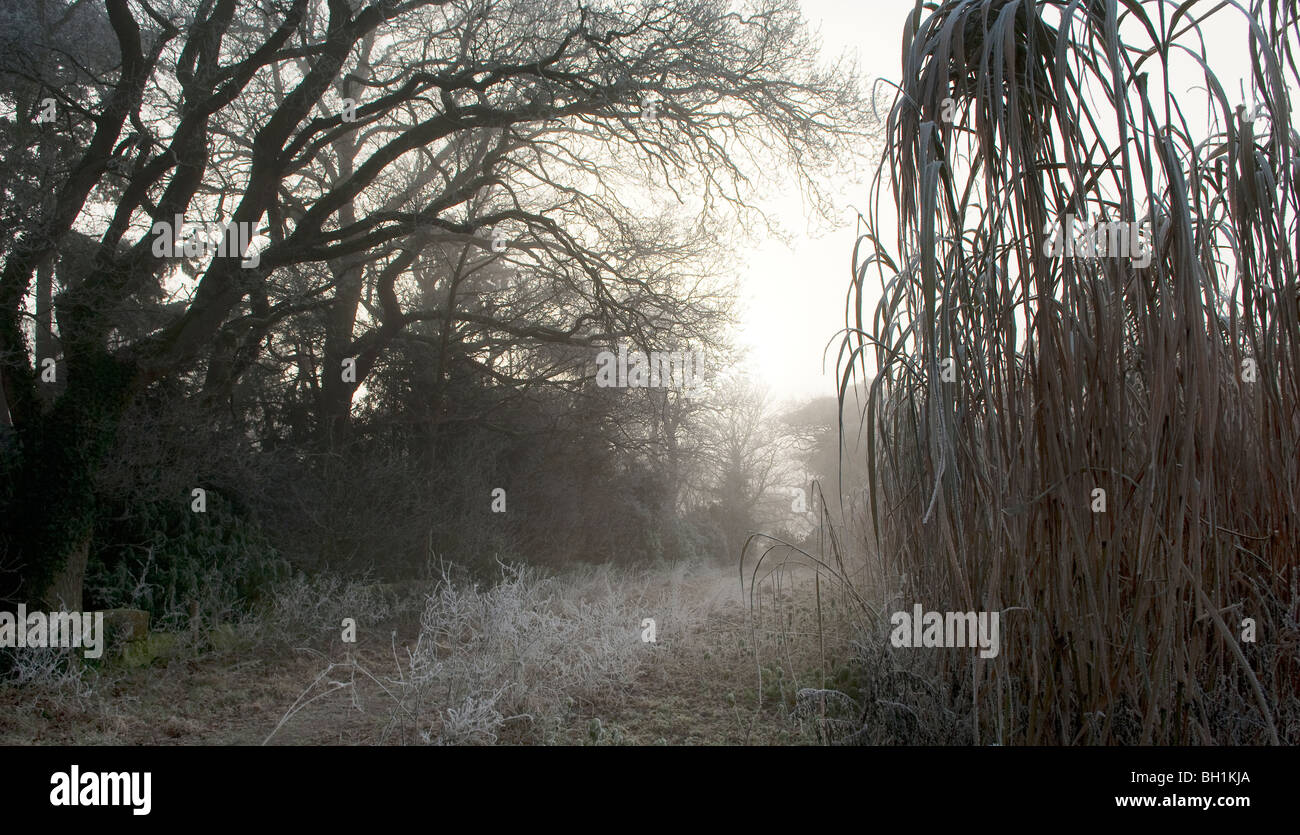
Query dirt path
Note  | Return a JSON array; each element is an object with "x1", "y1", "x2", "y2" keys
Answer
[{"x1": 552, "y1": 565, "x2": 848, "y2": 745}]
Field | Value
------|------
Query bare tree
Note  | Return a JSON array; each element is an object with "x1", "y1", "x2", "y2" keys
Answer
[
  {"x1": 693, "y1": 376, "x2": 794, "y2": 557},
  {"x1": 0, "y1": 0, "x2": 869, "y2": 607}
]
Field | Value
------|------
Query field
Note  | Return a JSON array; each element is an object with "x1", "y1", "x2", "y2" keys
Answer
[{"x1": 1, "y1": 561, "x2": 869, "y2": 746}]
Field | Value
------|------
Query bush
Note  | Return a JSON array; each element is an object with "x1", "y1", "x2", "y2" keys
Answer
[
  {"x1": 266, "y1": 562, "x2": 697, "y2": 745},
  {"x1": 85, "y1": 493, "x2": 289, "y2": 631}
]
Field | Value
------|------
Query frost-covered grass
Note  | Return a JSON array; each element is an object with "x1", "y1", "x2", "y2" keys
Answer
[
  {"x1": 0, "y1": 646, "x2": 93, "y2": 697},
  {"x1": 269, "y1": 561, "x2": 708, "y2": 745},
  {"x1": 254, "y1": 571, "x2": 409, "y2": 645},
  {"x1": 0, "y1": 559, "x2": 853, "y2": 745}
]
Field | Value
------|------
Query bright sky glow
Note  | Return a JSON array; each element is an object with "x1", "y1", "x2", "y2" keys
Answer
[{"x1": 738, "y1": 0, "x2": 1258, "y2": 404}]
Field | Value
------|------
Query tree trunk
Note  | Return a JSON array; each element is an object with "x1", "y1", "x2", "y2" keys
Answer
[
  {"x1": 41, "y1": 533, "x2": 90, "y2": 611},
  {"x1": 318, "y1": 230, "x2": 365, "y2": 452},
  {"x1": 12, "y1": 351, "x2": 134, "y2": 609},
  {"x1": 35, "y1": 255, "x2": 55, "y2": 408}
]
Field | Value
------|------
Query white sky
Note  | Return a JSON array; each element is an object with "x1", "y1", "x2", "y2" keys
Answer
[{"x1": 737, "y1": 0, "x2": 1258, "y2": 404}]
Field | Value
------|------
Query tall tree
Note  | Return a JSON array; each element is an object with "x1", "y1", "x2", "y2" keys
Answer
[{"x1": 0, "y1": 0, "x2": 867, "y2": 608}]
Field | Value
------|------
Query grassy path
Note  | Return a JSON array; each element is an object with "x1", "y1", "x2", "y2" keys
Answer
[{"x1": 1, "y1": 563, "x2": 852, "y2": 745}]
